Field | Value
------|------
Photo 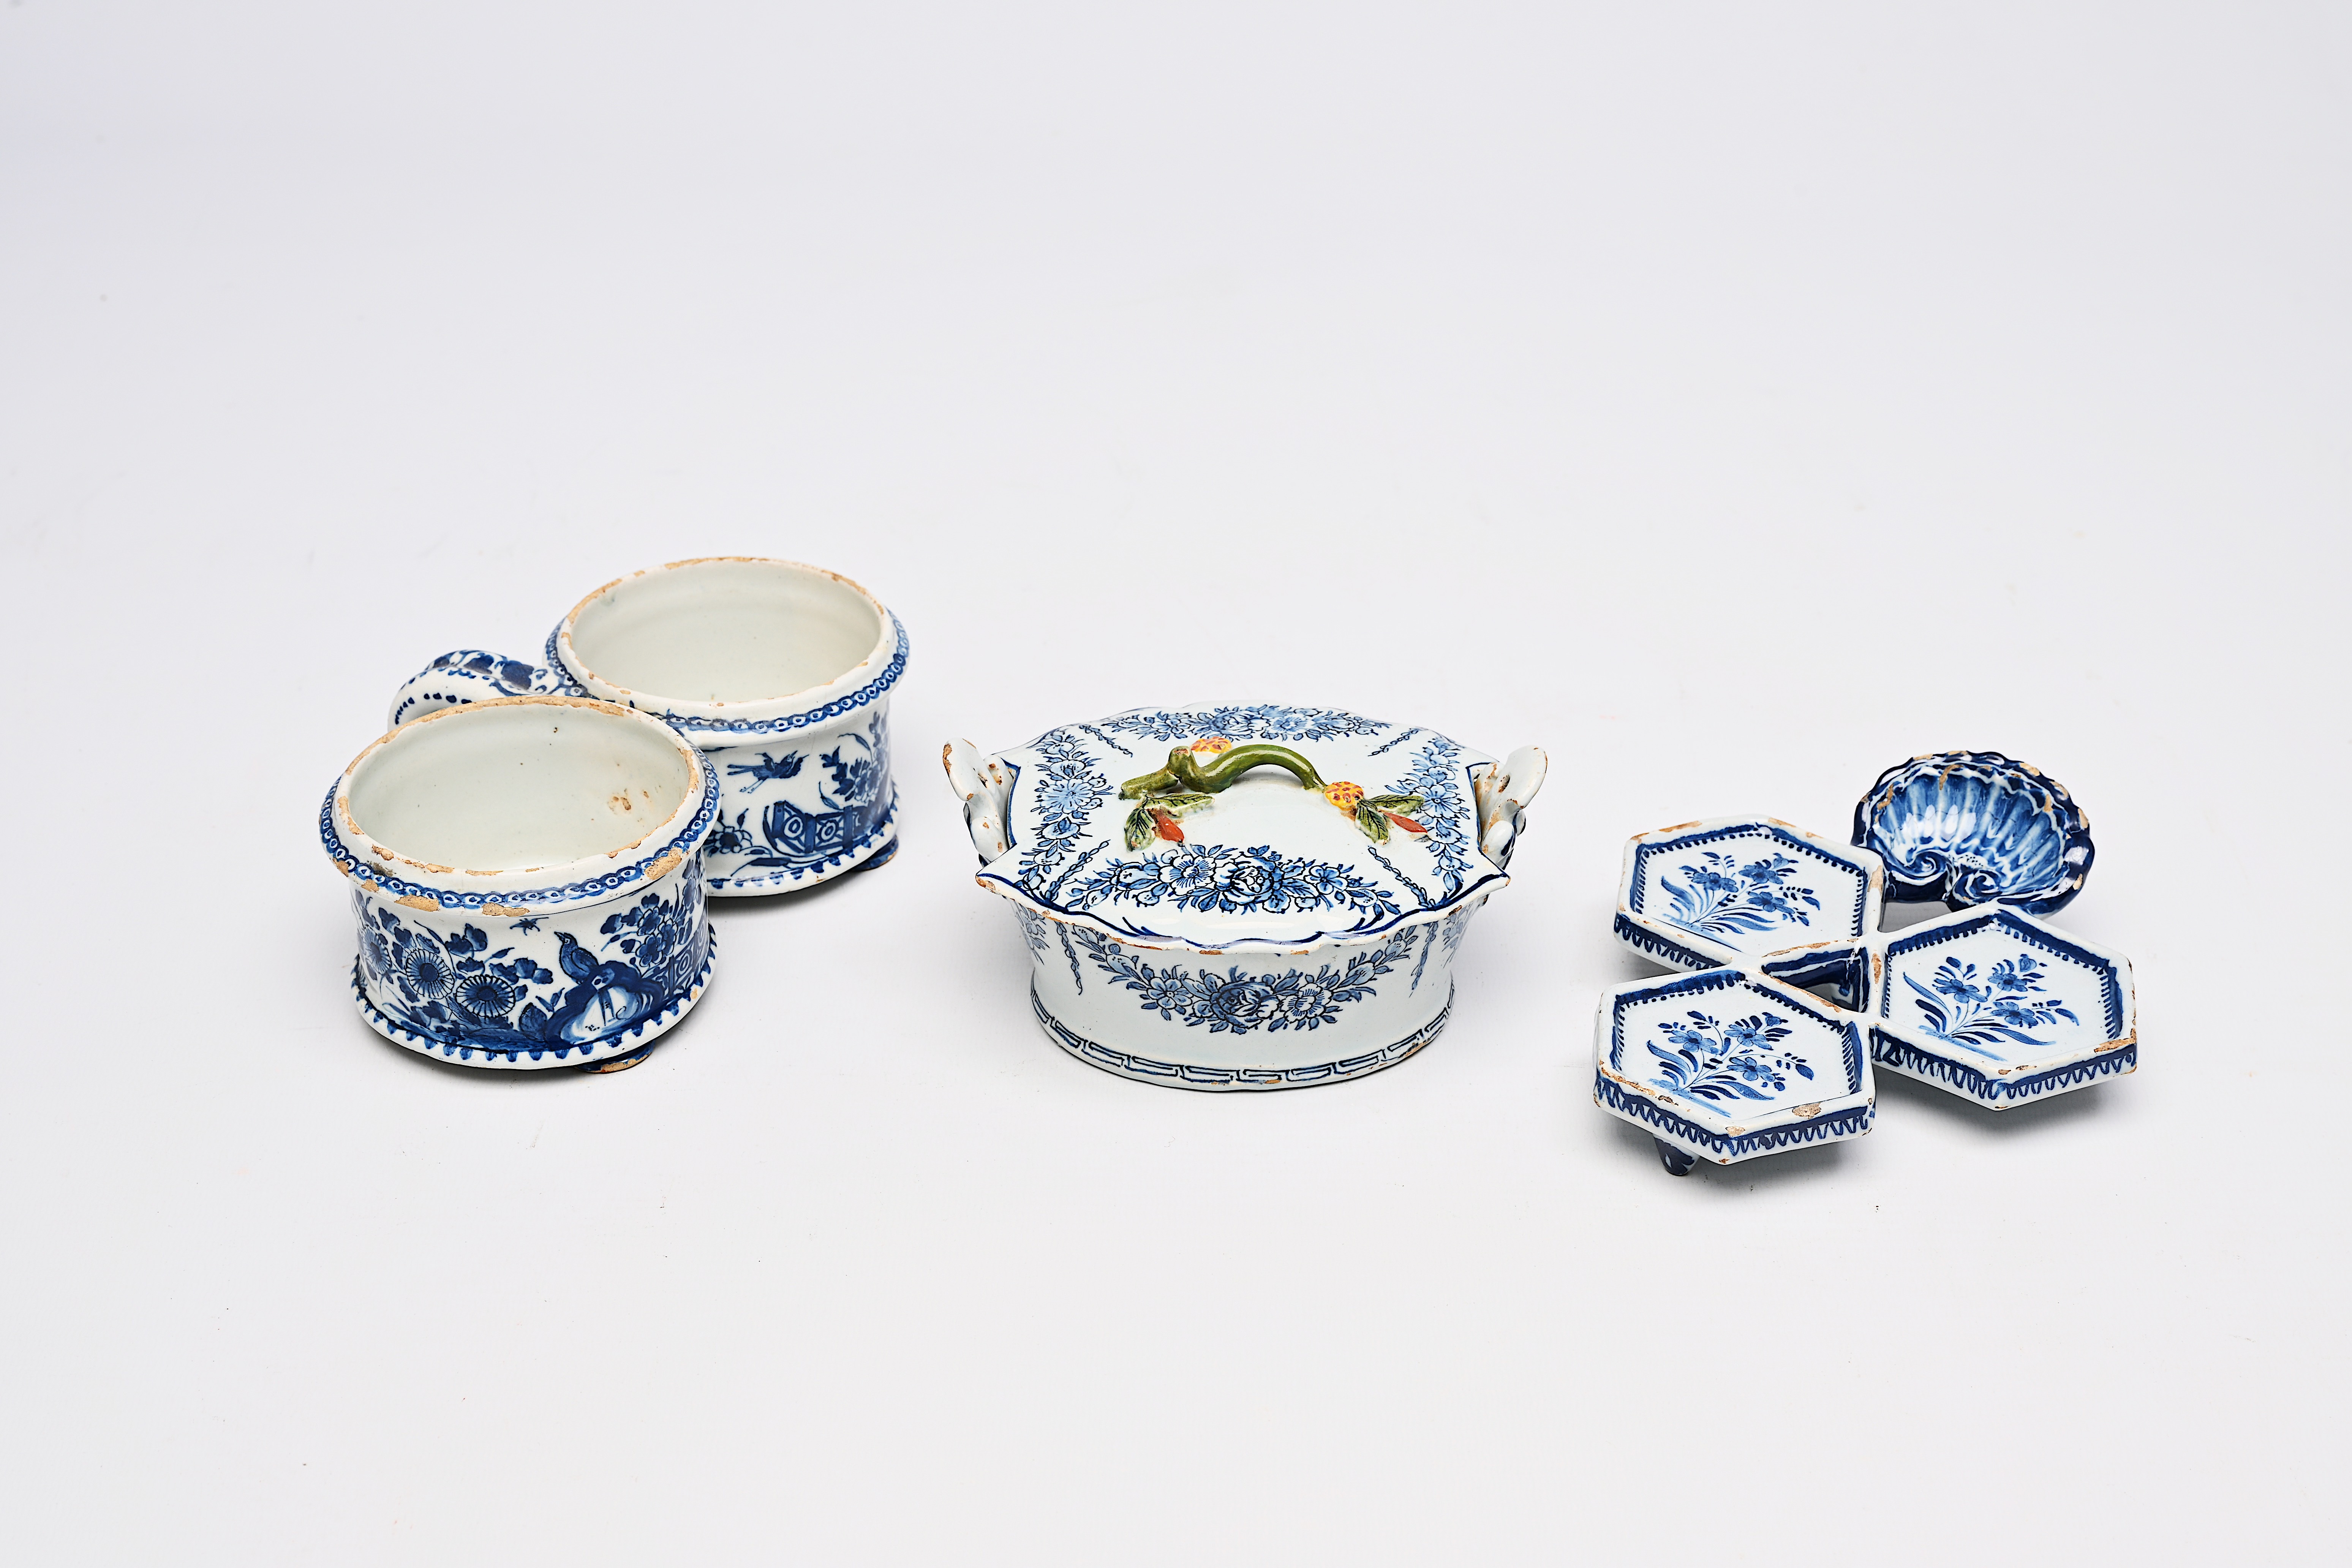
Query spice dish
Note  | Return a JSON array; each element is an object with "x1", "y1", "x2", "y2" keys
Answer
[
  {"x1": 1614, "y1": 816, "x2": 1884, "y2": 979},
  {"x1": 1592, "y1": 967, "x2": 1875, "y2": 1174},
  {"x1": 1764, "y1": 905, "x2": 2136, "y2": 1110},
  {"x1": 1598, "y1": 749, "x2": 2130, "y2": 1168},
  {"x1": 1853, "y1": 750, "x2": 2093, "y2": 915}
]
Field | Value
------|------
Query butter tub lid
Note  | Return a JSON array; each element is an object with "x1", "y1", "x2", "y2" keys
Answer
[{"x1": 977, "y1": 702, "x2": 1509, "y2": 947}]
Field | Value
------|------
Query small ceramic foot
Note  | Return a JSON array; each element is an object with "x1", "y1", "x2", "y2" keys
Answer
[
  {"x1": 854, "y1": 836, "x2": 901, "y2": 873},
  {"x1": 579, "y1": 1044, "x2": 656, "y2": 1073},
  {"x1": 1653, "y1": 1138, "x2": 1696, "y2": 1177}
]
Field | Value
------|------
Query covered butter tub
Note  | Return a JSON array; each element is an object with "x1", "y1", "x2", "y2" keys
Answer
[{"x1": 943, "y1": 703, "x2": 1544, "y2": 1090}]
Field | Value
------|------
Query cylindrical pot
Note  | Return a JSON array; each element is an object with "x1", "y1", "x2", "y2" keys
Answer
[
  {"x1": 386, "y1": 556, "x2": 908, "y2": 895},
  {"x1": 321, "y1": 694, "x2": 721, "y2": 1070}
]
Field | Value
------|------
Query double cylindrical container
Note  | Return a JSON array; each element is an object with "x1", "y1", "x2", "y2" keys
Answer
[{"x1": 323, "y1": 557, "x2": 907, "y2": 1070}]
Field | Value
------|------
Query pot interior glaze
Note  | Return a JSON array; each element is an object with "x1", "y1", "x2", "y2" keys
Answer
[
  {"x1": 566, "y1": 558, "x2": 884, "y2": 706},
  {"x1": 346, "y1": 698, "x2": 697, "y2": 872}
]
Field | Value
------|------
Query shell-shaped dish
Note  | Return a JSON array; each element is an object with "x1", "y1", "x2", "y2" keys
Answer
[{"x1": 1853, "y1": 751, "x2": 2092, "y2": 915}]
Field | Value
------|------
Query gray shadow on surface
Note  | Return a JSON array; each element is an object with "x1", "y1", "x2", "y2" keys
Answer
[
  {"x1": 699, "y1": 855, "x2": 897, "y2": 923},
  {"x1": 1876, "y1": 899, "x2": 1952, "y2": 933}
]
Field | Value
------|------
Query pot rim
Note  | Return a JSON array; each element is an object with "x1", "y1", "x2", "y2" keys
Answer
[
  {"x1": 982, "y1": 875, "x2": 1496, "y2": 955},
  {"x1": 325, "y1": 695, "x2": 721, "y2": 915},
  {"x1": 553, "y1": 556, "x2": 908, "y2": 739},
  {"x1": 963, "y1": 704, "x2": 1527, "y2": 948}
]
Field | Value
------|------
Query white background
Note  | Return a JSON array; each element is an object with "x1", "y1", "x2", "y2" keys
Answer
[{"x1": 3, "y1": 4, "x2": 2346, "y2": 1561}]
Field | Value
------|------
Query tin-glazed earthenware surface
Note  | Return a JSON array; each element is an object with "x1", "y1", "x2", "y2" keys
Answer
[
  {"x1": 1761, "y1": 905, "x2": 2137, "y2": 1110},
  {"x1": 1592, "y1": 967, "x2": 1875, "y2": 1172},
  {"x1": 323, "y1": 695, "x2": 721, "y2": 1070},
  {"x1": 1598, "y1": 754, "x2": 2130, "y2": 1167},
  {"x1": 1614, "y1": 816, "x2": 1884, "y2": 976},
  {"x1": 385, "y1": 557, "x2": 907, "y2": 895},
  {"x1": 1853, "y1": 750, "x2": 2093, "y2": 914},
  {"x1": 943, "y1": 703, "x2": 1546, "y2": 1090}
]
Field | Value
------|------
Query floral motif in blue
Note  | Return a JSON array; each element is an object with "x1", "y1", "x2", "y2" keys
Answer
[
  {"x1": 821, "y1": 718, "x2": 885, "y2": 810},
  {"x1": 357, "y1": 866, "x2": 709, "y2": 1052},
  {"x1": 1903, "y1": 952, "x2": 2079, "y2": 1056},
  {"x1": 1016, "y1": 727, "x2": 1112, "y2": 894},
  {"x1": 1659, "y1": 851, "x2": 1822, "y2": 939},
  {"x1": 1034, "y1": 769, "x2": 1104, "y2": 839},
  {"x1": 705, "y1": 812, "x2": 759, "y2": 860},
  {"x1": 1440, "y1": 903, "x2": 1474, "y2": 957},
  {"x1": 1061, "y1": 842, "x2": 1401, "y2": 922},
  {"x1": 1384, "y1": 733, "x2": 1472, "y2": 896},
  {"x1": 1076, "y1": 926, "x2": 1416, "y2": 1034},
  {"x1": 1016, "y1": 906, "x2": 1052, "y2": 961},
  {"x1": 1647, "y1": 1010, "x2": 1817, "y2": 1105},
  {"x1": 1100, "y1": 705, "x2": 1388, "y2": 743}
]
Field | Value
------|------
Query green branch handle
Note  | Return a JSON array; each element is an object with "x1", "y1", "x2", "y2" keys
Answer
[
  {"x1": 1116, "y1": 742, "x2": 1427, "y2": 848},
  {"x1": 1119, "y1": 744, "x2": 1328, "y2": 800}
]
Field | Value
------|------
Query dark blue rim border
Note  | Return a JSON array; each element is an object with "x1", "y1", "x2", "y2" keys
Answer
[
  {"x1": 1594, "y1": 1073, "x2": 1875, "y2": 1162},
  {"x1": 1871, "y1": 1027, "x2": 2136, "y2": 1106},
  {"x1": 1627, "y1": 820, "x2": 1872, "y2": 939},
  {"x1": 1612, "y1": 912, "x2": 1722, "y2": 972},
  {"x1": 984, "y1": 863, "x2": 1506, "y2": 947},
  {"x1": 1880, "y1": 907, "x2": 2127, "y2": 1038},
  {"x1": 1852, "y1": 749, "x2": 2093, "y2": 914},
  {"x1": 324, "y1": 749, "x2": 721, "y2": 913}
]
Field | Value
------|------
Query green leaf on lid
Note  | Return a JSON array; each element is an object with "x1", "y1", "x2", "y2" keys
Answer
[{"x1": 1363, "y1": 794, "x2": 1424, "y2": 814}]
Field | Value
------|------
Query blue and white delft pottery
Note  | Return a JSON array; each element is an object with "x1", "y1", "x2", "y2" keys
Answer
[
  {"x1": 942, "y1": 704, "x2": 1546, "y2": 1090},
  {"x1": 1854, "y1": 751, "x2": 2093, "y2": 914},
  {"x1": 321, "y1": 695, "x2": 721, "y2": 1071},
  {"x1": 387, "y1": 557, "x2": 907, "y2": 895},
  {"x1": 1614, "y1": 816, "x2": 1884, "y2": 992},
  {"x1": 1599, "y1": 752, "x2": 2129, "y2": 1168},
  {"x1": 1763, "y1": 905, "x2": 2137, "y2": 1111},
  {"x1": 1591, "y1": 969, "x2": 1875, "y2": 1175}
]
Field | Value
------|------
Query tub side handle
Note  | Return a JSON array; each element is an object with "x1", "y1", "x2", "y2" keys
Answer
[
  {"x1": 387, "y1": 649, "x2": 580, "y2": 730},
  {"x1": 942, "y1": 739, "x2": 1014, "y2": 863},
  {"x1": 1475, "y1": 744, "x2": 1547, "y2": 868}
]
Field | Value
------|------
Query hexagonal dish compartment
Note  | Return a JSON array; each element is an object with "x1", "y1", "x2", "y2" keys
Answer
[
  {"x1": 1866, "y1": 905, "x2": 2135, "y2": 1108},
  {"x1": 1592, "y1": 967, "x2": 1875, "y2": 1174},
  {"x1": 1615, "y1": 817, "x2": 1884, "y2": 974}
]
